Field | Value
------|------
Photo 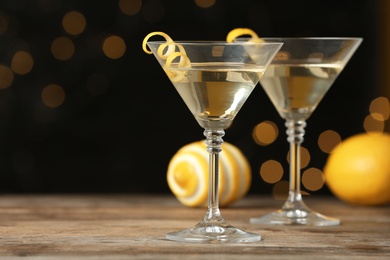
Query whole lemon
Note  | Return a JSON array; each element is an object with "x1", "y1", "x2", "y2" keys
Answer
[{"x1": 324, "y1": 132, "x2": 390, "y2": 206}]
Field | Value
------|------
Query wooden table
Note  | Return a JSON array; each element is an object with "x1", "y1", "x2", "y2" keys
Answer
[{"x1": 0, "y1": 194, "x2": 389, "y2": 259}]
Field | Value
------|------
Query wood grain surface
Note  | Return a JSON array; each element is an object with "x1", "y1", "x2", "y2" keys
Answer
[{"x1": 0, "y1": 194, "x2": 389, "y2": 259}]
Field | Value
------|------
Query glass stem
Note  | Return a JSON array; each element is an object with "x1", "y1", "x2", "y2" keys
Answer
[
  {"x1": 285, "y1": 120, "x2": 306, "y2": 207},
  {"x1": 203, "y1": 129, "x2": 225, "y2": 223}
]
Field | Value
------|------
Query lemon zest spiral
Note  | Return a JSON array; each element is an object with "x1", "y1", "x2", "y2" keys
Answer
[
  {"x1": 143, "y1": 31, "x2": 191, "y2": 82},
  {"x1": 226, "y1": 28, "x2": 264, "y2": 43}
]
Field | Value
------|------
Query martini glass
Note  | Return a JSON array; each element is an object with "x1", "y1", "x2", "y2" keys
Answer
[
  {"x1": 147, "y1": 40, "x2": 282, "y2": 242},
  {"x1": 250, "y1": 37, "x2": 362, "y2": 226}
]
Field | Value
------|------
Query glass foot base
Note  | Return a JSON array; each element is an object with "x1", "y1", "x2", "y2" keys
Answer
[
  {"x1": 250, "y1": 209, "x2": 340, "y2": 226},
  {"x1": 166, "y1": 223, "x2": 261, "y2": 243}
]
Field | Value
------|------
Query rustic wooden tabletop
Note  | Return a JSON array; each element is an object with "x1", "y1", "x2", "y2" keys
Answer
[{"x1": 0, "y1": 194, "x2": 389, "y2": 259}]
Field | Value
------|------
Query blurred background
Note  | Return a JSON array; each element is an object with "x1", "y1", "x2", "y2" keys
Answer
[{"x1": 0, "y1": 0, "x2": 388, "y2": 196}]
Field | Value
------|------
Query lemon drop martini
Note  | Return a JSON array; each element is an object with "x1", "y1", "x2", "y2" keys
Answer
[
  {"x1": 228, "y1": 29, "x2": 362, "y2": 226},
  {"x1": 143, "y1": 32, "x2": 282, "y2": 243}
]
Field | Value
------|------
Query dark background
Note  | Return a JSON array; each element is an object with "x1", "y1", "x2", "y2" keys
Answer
[{"x1": 0, "y1": 0, "x2": 384, "y2": 195}]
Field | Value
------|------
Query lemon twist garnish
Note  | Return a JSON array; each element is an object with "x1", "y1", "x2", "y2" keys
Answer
[
  {"x1": 166, "y1": 51, "x2": 191, "y2": 68},
  {"x1": 226, "y1": 28, "x2": 264, "y2": 43},
  {"x1": 143, "y1": 31, "x2": 191, "y2": 82},
  {"x1": 142, "y1": 31, "x2": 173, "y2": 55}
]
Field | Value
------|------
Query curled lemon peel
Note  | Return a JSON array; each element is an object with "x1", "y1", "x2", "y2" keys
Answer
[
  {"x1": 165, "y1": 51, "x2": 191, "y2": 82},
  {"x1": 167, "y1": 140, "x2": 252, "y2": 207},
  {"x1": 166, "y1": 52, "x2": 191, "y2": 68},
  {"x1": 143, "y1": 31, "x2": 191, "y2": 82},
  {"x1": 156, "y1": 41, "x2": 187, "y2": 60},
  {"x1": 226, "y1": 28, "x2": 264, "y2": 43},
  {"x1": 142, "y1": 31, "x2": 173, "y2": 54}
]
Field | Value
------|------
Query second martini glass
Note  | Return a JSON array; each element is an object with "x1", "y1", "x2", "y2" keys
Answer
[
  {"x1": 147, "y1": 40, "x2": 282, "y2": 242},
  {"x1": 251, "y1": 37, "x2": 362, "y2": 226}
]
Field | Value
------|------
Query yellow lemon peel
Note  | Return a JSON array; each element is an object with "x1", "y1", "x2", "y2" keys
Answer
[
  {"x1": 226, "y1": 28, "x2": 264, "y2": 43},
  {"x1": 142, "y1": 31, "x2": 173, "y2": 54},
  {"x1": 167, "y1": 140, "x2": 252, "y2": 207},
  {"x1": 157, "y1": 41, "x2": 186, "y2": 60},
  {"x1": 165, "y1": 51, "x2": 191, "y2": 68},
  {"x1": 173, "y1": 161, "x2": 198, "y2": 197},
  {"x1": 143, "y1": 31, "x2": 191, "y2": 82},
  {"x1": 164, "y1": 51, "x2": 191, "y2": 82}
]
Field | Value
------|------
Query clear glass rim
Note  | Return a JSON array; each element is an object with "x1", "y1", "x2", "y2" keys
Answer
[
  {"x1": 146, "y1": 41, "x2": 284, "y2": 46},
  {"x1": 259, "y1": 37, "x2": 363, "y2": 41}
]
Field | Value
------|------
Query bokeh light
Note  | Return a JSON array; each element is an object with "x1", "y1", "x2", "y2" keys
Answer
[
  {"x1": 41, "y1": 84, "x2": 66, "y2": 108},
  {"x1": 318, "y1": 130, "x2": 342, "y2": 153},
  {"x1": 0, "y1": 10, "x2": 19, "y2": 37},
  {"x1": 11, "y1": 51, "x2": 34, "y2": 75},
  {"x1": 252, "y1": 120, "x2": 279, "y2": 146},
  {"x1": 287, "y1": 146, "x2": 310, "y2": 168},
  {"x1": 102, "y1": 35, "x2": 126, "y2": 59},
  {"x1": 302, "y1": 167, "x2": 325, "y2": 191},
  {"x1": 272, "y1": 180, "x2": 289, "y2": 200},
  {"x1": 364, "y1": 114, "x2": 385, "y2": 134},
  {"x1": 260, "y1": 160, "x2": 284, "y2": 184},
  {"x1": 369, "y1": 96, "x2": 390, "y2": 121},
  {"x1": 62, "y1": 11, "x2": 86, "y2": 36},
  {"x1": 0, "y1": 64, "x2": 14, "y2": 89},
  {"x1": 211, "y1": 46, "x2": 224, "y2": 57},
  {"x1": 0, "y1": 11, "x2": 9, "y2": 34},
  {"x1": 194, "y1": 0, "x2": 216, "y2": 8},
  {"x1": 119, "y1": 0, "x2": 142, "y2": 16},
  {"x1": 51, "y1": 36, "x2": 75, "y2": 61}
]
